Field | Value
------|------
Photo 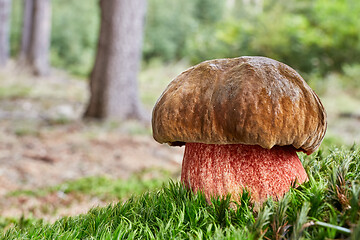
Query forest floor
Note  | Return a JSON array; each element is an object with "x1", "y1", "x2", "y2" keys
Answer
[
  {"x1": 0, "y1": 62, "x2": 359, "y2": 223},
  {"x1": 0, "y1": 63, "x2": 184, "y2": 222}
]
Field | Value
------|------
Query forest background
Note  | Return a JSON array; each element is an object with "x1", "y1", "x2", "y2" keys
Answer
[
  {"x1": 8, "y1": 0, "x2": 360, "y2": 122},
  {"x1": 8, "y1": 0, "x2": 360, "y2": 78}
]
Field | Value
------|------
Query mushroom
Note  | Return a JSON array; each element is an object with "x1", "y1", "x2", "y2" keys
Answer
[{"x1": 152, "y1": 56, "x2": 327, "y2": 203}]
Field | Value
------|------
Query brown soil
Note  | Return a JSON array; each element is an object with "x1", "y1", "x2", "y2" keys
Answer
[
  {"x1": 0, "y1": 65, "x2": 183, "y2": 222},
  {"x1": 0, "y1": 121, "x2": 183, "y2": 195}
]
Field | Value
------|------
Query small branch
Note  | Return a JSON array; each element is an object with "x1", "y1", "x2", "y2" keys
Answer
[
  {"x1": 339, "y1": 112, "x2": 360, "y2": 121},
  {"x1": 23, "y1": 153, "x2": 57, "y2": 164},
  {"x1": 303, "y1": 221, "x2": 351, "y2": 234}
]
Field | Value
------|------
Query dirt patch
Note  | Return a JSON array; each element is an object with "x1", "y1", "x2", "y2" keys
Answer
[
  {"x1": 0, "y1": 65, "x2": 184, "y2": 221},
  {"x1": 0, "y1": 122, "x2": 183, "y2": 194}
]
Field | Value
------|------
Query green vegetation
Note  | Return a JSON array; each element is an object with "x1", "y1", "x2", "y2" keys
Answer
[
  {"x1": 8, "y1": 169, "x2": 170, "y2": 201},
  {"x1": 10, "y1": 0, "x2": 360, "y2": 77},
  {"x1": 1, "y1": 146, "x2": 360, "y2": 239},
  {"x1": 187, "y1": 0, "x2": 360, "y2": 76},
  {"x1": 0, "y1": 84, "x2": 31, "y2": 99}
]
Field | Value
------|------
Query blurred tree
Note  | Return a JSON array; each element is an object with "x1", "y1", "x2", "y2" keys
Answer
[
  {"x1": 8, "y1": 0, "x2": 359, "y2": 77},
  {"x1": 19, "y1": 0, "x2": 51, "y2": 75},
  {"x1": 0, "y1": 0, "x2": 11, "y2": 66},
  {"x1": 84, "y1": 0, "x2": 147, "y2": 121}
]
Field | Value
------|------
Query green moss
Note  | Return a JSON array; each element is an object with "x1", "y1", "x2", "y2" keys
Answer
[
  {"x1": 2, "y1": 146, "x2": 360, "y2": 239},
  {"x1": 0, "y1": 85, "x2": 31, "y2": 99}
]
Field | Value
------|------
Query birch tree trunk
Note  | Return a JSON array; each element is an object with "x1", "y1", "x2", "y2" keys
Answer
[
  {"x1": 0, "y1": 0, "x2": 11, "y2": 66},
  {"x1": 84, "y1": 0, "x2": 147, "y2": 121}
]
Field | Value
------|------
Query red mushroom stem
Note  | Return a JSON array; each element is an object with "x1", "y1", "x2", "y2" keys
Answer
[{"x1": 181, "y1": 143, "x2": 308, "y2": 203}]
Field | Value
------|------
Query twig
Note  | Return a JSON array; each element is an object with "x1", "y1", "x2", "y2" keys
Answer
[
  {"x1": 23, "y1": 153, "x2": 57, "y2": 163},
  {"x1": 339, "y1": 112, "x2": 360, "y2": 121},
  {"x1": 303, "y1": 221, "x2": 351, "y2": 234}
]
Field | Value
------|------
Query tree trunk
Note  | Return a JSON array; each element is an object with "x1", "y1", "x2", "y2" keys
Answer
[
  {"x1": 0, "y1": 0, "x2": 11, "y2": 66},
  {"x1": 84, "y1": 0, "x2": 147, "y2": 121},
  {"x1": 19, "y1": 0, "x2": 51, "y2": 76},
  {"x1": 19, "y1": 0, "x2": 33, "y2": 61}
]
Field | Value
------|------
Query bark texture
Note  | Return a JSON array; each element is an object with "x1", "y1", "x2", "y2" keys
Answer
[
  {"x1": 0, "y1": 0, "x2": 11, "y2": 66},
  {"x1": 19, "y1": 0, "x2": 51, "y2": 75},
  {"x1": 181, "y1": 143, "x2": 308, "y2": 203},
  {"x1": 84, "y1": 0, "x2": 147, "y2": 120}
]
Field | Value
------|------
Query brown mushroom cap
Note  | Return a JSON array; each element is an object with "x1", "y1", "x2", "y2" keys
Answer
[{"x1": 152, "y1": 56, "x2": 327, "y2": 154}]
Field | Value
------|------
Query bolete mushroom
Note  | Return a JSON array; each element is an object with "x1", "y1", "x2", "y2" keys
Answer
[{"x1": 152, "y1": 56, "x2": 327, "y2": 203}]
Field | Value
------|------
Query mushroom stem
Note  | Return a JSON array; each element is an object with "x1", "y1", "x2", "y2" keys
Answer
[{"x1": 181, "y1": 143, "x2": 308, "y2": 203}]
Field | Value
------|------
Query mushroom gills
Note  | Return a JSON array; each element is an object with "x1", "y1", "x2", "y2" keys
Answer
[{"x1": 181, "y1": 142, "x2": 308, "y2": 203}]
